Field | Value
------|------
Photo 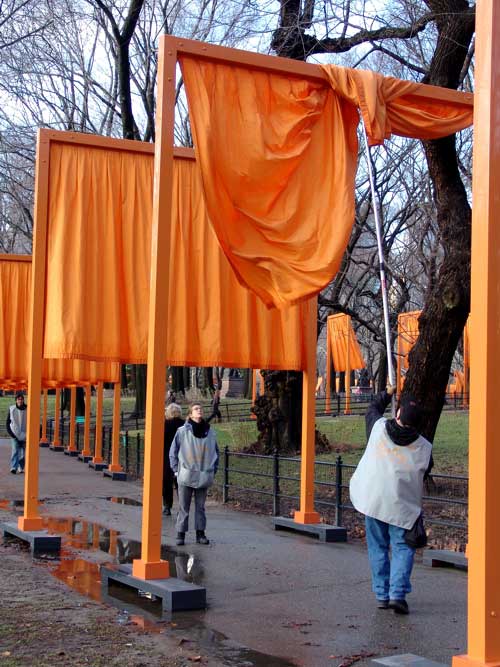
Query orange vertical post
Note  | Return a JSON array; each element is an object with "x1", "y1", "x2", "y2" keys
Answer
[
  {"x1": 108, "y1": 381, "x2": 123, "y2": 473},
  {"x1": 344, "y1": 319, "x2": 351, "y2": 415},
  {"x1": 39, "y1": 389, "x2": 49, "y2": 446},
  {"x1": 325, "y1": 324, "x2": 331, "y2": 414},
  {"x1": 463, "y1": 325, "x2": 470, "y2": 408},
  {"x1": 294, "y1": 297, "x2": 320, "y2": 525},
  {"x1": 452, "y1": 2, "x2": 500, "y2": 666},
  {"x1": 92, "y1": 382, "x2": 104, "y2": 464},
  {"x1": 132, "y1": 36, "x2": 175, "y2": 580},
  {"x1": 66, "y1": 386, "x2": 77, "y2": 453},
  {"x1": 396, "y1": 319, "x2": 402, "y2": 399},
  {"x1": 20, "y1": 130, "x2": 50, "y2": 532},
  {"x1": 52, "y1": 388, "x2": 61, "y2": 448},
  {"x1": 81, "y1": 385, "x2": 92, "y2": 458}
]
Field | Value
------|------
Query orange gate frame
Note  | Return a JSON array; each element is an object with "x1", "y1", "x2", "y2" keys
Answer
[{"x1": 325, "y1": 314, "x2": 365, "y2": 415}]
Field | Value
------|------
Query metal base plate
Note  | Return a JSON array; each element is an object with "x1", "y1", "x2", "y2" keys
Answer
[
  {"x1": 103, "y1": 470, "x2": 127, "y2": 481},
  {"x1": 372, "y1": 654, "x2": 448, "y2": 667},
  {"x1": 272, "y1": 517, "x2": 347, "y2": 542},
  {"x1": 100, "y1": 564, "x2": 206, "y2": 612},
  {"x1": 422, "y1": 549, "x2": 467, "y2": 570},
  {"x1": 1, "y1": 522, "x2": 61, "y2": 554}
]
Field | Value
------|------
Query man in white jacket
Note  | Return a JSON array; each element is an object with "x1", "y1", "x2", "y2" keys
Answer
[
  {"x1": 349, "y1": 386, "x2": 433, "y2": 615},
  {"x1": 6, "y1": 392, "x2": 27, "y2": 474}
]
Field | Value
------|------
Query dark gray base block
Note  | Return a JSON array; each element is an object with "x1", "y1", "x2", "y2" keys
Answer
[
  {"x1": 100, "y1": 564, "x2": 206, "y2": 612},
  {"x1": 103, "y1": 469, "x2": 127, "y2": 481},
  {"x1": 49, "y1": 445, "x2": 65, "y2": 452},
  {"x1": 272, "y1": 517, "x2": 347, "y2": 542},
  {"x1": 372, "y1": 653, "x2": 447, "y2": 667},
  {"x1": 422, "y1": 549, "x2": 467, "y2": 570},
  {"x1": 88, "y1": 461, "x2": 108, "y2": 471},
  {"x1": 1, "y1": 522, "x2": 61, "y2": 554},
  {"x1": 63, "y1": 449, "x2": 79, "y2": 457},
  {"x1": 39, "y1": 441, "x2": 50, "y2": 448},
  {"x1": 77, "y1": 454, "x2": 93, "y2": 463}
]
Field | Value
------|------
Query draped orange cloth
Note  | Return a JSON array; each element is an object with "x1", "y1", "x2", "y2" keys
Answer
[
  {"x1": 0, "y1": 255, "x2": 120, "y2": 387},
  {"x1": 179, "y1": 57, "x2": 473, "y2": 308},
  {"x1": 327, "y1": 314, "x2": 365, "y2": 372},
  {"x1": 397, "y1": 310, "x2": 421, "y2": 371},
  {"x1": 43, "y1": 142, "x2": 311, "y2": 370}
]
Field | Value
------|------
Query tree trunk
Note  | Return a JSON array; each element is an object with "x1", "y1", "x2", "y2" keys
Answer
[
  {"x1": 132, "y1": 364, "x2": 147, "y2": 417},
  {"x1": 403, "y1": 2, "x2": 474, "y2": 442}
]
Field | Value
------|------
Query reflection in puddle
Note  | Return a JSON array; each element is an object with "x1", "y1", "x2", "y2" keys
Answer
[
  {"x1": 11, "y1": 511, "x2": 296, "y2": 666},
  {"x1": 106, "y1": 497, "x2": 142, "y2": 507},
  {"x1": 0, "y1": 498, "x2": 44, "y2": 510}
]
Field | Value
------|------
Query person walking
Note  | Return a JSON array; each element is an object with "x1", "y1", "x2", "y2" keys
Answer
[
  {"x1": 6, "y1": 392, "x2": 27, "y2": 474},
  {"x1": 207, "y1": 387, "x2": 222, "y2": 423},
  {"x1": 162, "y1": 403, "x2": 184, "y2": 515},
  {"x1": 349, "y1": 386, "x2": 433, "y2": 615},
  {"x1": 169, "y1": 402, "x2": 219, "y2": 546}
]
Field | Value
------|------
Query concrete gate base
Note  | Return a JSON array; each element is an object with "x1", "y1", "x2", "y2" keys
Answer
[{"x1": 100, "y1": 564, "x2": 206, "y2": 612}]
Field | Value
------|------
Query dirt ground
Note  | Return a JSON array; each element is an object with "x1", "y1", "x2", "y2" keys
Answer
[{"x1": 0, "y1": 537, "x2": 226, "y2": 667}]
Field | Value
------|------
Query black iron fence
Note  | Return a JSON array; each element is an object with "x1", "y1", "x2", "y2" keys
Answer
[{"x1": 218, "y1": 448, "x2": 468, "y2": 542}]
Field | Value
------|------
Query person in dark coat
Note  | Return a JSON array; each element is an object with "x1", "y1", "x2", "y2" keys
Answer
[{"x1": 163, "y1": 403, "x2": 184, "y2": 515}]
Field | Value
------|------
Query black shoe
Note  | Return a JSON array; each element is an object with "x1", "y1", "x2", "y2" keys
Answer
[
  {"x1": 10, "y1": 468, "x2": 16, "y2": 474},
  {"x1": 389, "y1": 599, "x2": 409, "y2": 615},
  {"x1": 196, "y1": 530, "x2": 210, "y2": 545},
  {"x1": 163, "y1": 507, "x2": 171, "y2": 516},
  {"x1": 377, "y1": 599, "x2": 390, "y2": 609},
  {"x1": 176, "y1": 532, "x2": 185, "y2": 546}
]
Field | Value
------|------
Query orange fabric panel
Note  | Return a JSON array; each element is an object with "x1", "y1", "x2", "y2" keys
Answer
[
  {"x1": 179, "y1": 57, "x2": 358, "y2": 309},
  {"x1": 321, "y1": 67, "x2": 473, "y2": 146},
  {"x1": 42, "y1": 142, "x2": 311, "y2": 370},
  {"x1": 0, "y1": 258, "x2": 31, "y2": 386},
  {"x1": 398, "y1": 310, "x2": 421, "y2": 372},
  {"x1": 327, "y1": 314, "x2": 365, "y2": 372},
  {"x1": 179, "y1": 57, "x2": 473, "y2": 308},
  {"x1": 0, "y1": 256, "x2": 120, "y2": 386}
]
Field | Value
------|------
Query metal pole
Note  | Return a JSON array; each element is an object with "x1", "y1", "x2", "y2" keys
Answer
[{"x1": 360, "y1": 119, "x2": 395, "y2": 414}]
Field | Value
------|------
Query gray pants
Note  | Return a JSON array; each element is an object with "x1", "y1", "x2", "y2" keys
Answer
[{"x1": 176, "y1": 485, "x2": 208, "y2": 533}]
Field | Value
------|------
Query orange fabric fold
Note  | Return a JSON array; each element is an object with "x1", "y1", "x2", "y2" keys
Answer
[
  {"x1": 180, "y1": 57, "x2": 472, "y2": 307},
  {"x1": 321, "y1": 66, "x2": 473, "y2": 146},
  {"x1": 0, "y1": 255, "x2": 120, "y2": 387},
  {"x1": 327, "y1": 314, "x2": 364, "y2": 372},
  {"x1": 43, "y1": 142, "x2": 311, "y2": 370},
  {"x1": 397, "y1": 310, "x2": 421, "y2": 372},
  {"x1": 179, "y1": 56, "x2": 359, "y2": 309}
]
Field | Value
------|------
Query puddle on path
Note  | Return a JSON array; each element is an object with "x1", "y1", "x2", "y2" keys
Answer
[
  {"x1": 106, "y1": 497, "x2": 142, "y2": 507},
  {"x1": 2, "y1": 508, "x2": 297, "y2": 666},
  {"x1": 0, "y1": 498, "x2": 44, "y2": 510}
]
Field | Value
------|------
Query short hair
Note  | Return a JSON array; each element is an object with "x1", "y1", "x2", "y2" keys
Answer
[
  {"x1": 165, "y1": 402, "x2": 182, "y2": 419},
  {"x1": 188, "y1": 402, "x2": 202, "y2": 416},
  {"x1": 15, "y1": 392, "x2": 24, "y2": 400},
  {"x1": 399, "y1": 394, "x2": 422, "y2": 429}
]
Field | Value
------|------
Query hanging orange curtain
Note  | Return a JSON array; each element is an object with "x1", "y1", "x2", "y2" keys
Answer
[
  {"x1": 0, "y1": 257, "x2": 31, "y2": 386},
  {"x1": 398, "y1": 311, "x2": 421, "y2": 372},
  {"x1": 43, "y1": 142, "x2": 311, "y2": 370},
  {"x1": 179, "y1": 57, "x2": 473, "y2": 309},
  {"x1": 327, "y1": 314, "x2": 365, "y2": 371},
  {"x1": 0, "y1": 256, "x2": 120, "y2": 387}
]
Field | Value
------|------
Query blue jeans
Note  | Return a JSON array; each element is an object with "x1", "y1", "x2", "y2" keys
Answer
[
  {"x1": 10, "y1": 439, "x2": 25, "y2": 472},
  {"x1": 365, "y1": 516, "x2": 415, "y2": 601}
]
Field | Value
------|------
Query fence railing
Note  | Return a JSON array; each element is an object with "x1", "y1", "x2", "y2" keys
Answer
[{"x1": 219, "y1": 448, "x2": 468, "y2": 537}]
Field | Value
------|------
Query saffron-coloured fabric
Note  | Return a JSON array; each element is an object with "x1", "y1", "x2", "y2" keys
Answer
[
  {"x1": 321, "y1": 66, "x2": 473, "y2": 146},
  {"x1": 43, "y1": 142, "x2": 311, "y2": 369},
  {"x1": 179, "y1": 57, "x2": 473, "y2": 308},
  {"x1": 0, "y1": 258, "x2": 31, "y2": 386},
  {"x1": 0, "y1": 255, "x2": 120, "y2": 387},
  {"x1": 398, "y1": 311, "x2": 421, "y2": 372},
  {"x1": 327, "y1": 314, "x2": 365, "y2": 372}
]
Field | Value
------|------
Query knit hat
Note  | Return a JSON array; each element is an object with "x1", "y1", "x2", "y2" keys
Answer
[{"x1": 399, "y1": 395, "x2": 422, "y2": 429}]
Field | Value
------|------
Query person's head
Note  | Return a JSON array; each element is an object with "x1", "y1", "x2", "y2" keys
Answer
[
  {"x1": 397, "y1": 394, "x2": 422, "y2": 429},
  {"x1": 188, "y1": 402, "x2": 203, "y2": 423},
  {"x1": 15, "y1": 392, "x2": 25, "y2": 407},
  {"x1": 165, "y1": 402, "x2": 182, "y2": 420}
]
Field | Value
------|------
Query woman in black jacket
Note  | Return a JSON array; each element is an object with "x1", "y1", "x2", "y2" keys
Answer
[{"x1": 163, "y1": 403, "x2": 185, "y2": 515}]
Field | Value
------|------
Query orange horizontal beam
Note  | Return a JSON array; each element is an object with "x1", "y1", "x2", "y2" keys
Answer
[{"x1": 165, "y1": 36, "x2": 473, "y2": 109}]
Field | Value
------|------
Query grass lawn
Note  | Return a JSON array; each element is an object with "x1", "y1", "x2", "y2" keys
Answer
[{"x1": 212, "y1": 410, "x2": 469, "y2": 474}]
